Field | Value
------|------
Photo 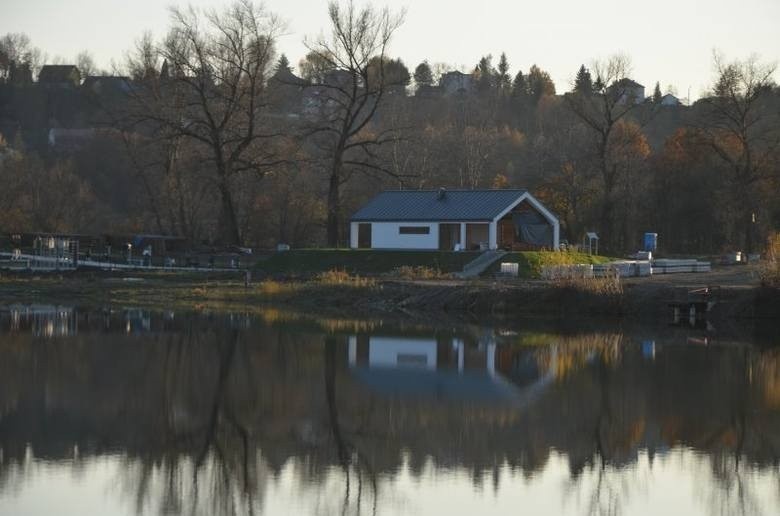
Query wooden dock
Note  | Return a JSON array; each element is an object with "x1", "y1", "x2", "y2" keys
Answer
[{"x1": 668, "y1": 286, "x2": 720, "y2": 325}]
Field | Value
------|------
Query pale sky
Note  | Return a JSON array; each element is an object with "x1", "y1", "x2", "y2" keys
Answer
[{"x1": 2, "y1": 0, "x2": 779, "y2": 100}]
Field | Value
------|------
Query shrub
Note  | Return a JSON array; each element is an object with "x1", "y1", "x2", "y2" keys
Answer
[
  {"x1": 553, "y1": 274, "x2": 623, "y2": 296},
  {"x1": 390, "y1": 265, "x2": 449, "y2": 280},
  {"x1": 316, "y1": 269, "x2": 376, "y2": 288},
  {"x1": 259, "y1": 280, "x2": 291, "y2": 295}
]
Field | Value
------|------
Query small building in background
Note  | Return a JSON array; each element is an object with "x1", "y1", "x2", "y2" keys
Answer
[
  {"x1": 439, "y1": 71, "x2": 475, "y2": 96},
  {"x1": 660, "y1": 93, "x2": 682, "y2": 106},
  {"x1": 350, "y1": 189, "x2": 560, "y2": 251},
  {"x1": 38, "y1": 65, "x2": 82, "y2": 88},
  {"x1": 610, "y1": 78, "x2": 645, "y2": 105}
]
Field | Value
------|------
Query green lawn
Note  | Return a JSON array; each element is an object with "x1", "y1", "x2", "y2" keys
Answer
[
  {"x1": 485, "y1": 251, "x2": 615, "y2": 278},
  {"x1": 256, "y1": 249, "x2": 481, "y2": 275}
]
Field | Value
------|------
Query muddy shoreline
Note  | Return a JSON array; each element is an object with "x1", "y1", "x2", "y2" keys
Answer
[{"x1": 0, "y1": 270, "x2": 777, "y2": 324}]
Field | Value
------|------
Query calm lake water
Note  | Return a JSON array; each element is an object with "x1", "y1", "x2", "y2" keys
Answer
[{"x1": 0, "y1": 306, "x2": 779, "y2": 516}]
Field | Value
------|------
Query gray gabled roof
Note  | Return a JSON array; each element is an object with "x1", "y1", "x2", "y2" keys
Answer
[{"x1": 351, "y1": 189, "x2": 528, "y2": 222}]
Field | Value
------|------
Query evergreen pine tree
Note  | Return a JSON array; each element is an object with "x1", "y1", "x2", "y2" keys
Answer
[
  {"x1": 511, "y1": 70, "x2": 527, "y2": 97},
  {"x1": 475, "y1": 54, "x2": 495, "y2": 94},
  {"x1": 653, "y1": 81, "x2": 663, "y2": 103},
  {"x1": 413, "y1": 60, "x2": 433, "y2": 88},
  {"x1": 593, "y1": 74, "x2": 605, "y2": 92},
  {"x1": 574, "y1": 64, "x2": 593, "y2": 94},
  {"x1": 274, "y1": 54, "x2": 292, "y2": 74},
  {"x1": 497, "y1": 52, "x2": 511, "y2": 94}
]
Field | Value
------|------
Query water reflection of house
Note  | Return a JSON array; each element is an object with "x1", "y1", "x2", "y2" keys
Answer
[
  {"x1": 6, "y1": 305, "x2": 78, "y2": 337},
  {"x1": 347, "y1": 334, "x2": 554, "y2": 403},
  {"x1": 124, "y1": 309, "x2": 152, "y2": 333}
]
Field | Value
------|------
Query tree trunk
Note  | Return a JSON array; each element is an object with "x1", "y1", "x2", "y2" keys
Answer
[
  {"x1": 217, "y1": 178, "x2": 242, "y2": 246},
  {"x1": 599, "y1": 148, "x2": 616, "y2": 254},
  {"x1": 324, "y1": 336, "x2": 349, "y2": 465},
  {"x1": 744, "y1": 208, "x2": 754, "y2": 255},
  {"x1": 326, "y1": 164, "x2": 341, "y2": 247}
]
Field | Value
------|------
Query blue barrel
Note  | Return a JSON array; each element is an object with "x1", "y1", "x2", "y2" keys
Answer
[{"x1": 643, "y1": 232, "x2": 658, "y2": 252}]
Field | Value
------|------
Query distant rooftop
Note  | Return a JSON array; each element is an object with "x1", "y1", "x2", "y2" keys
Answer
[
  {"x1": 613, "y1": 78, "x2": 644, "y2": 89},
  {"x1": 38, "y1": 65, "x2": 81, "y2": 85},
  {"x1": 82, "y1": 76, "x2": 132, "y2": 94},
  {"x1": 269, "y1": 67, "x2": 308, "y2": 87}
]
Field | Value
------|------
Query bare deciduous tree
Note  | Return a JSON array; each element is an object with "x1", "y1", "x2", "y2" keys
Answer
[
  {"x1": 697, "y1": 53, "x2": 779, "y2": 253},
  {"x1": 0, "y1": 32, "x2": 42, "y2": 81},
  {"x1": 304, "y1": 0, "x2": 406, "y2": 246},
  {"x1": 123, "y1": 0, "x2": 287, "y2": 246},
  {"x1": 565, "y1": 54, "x2": 652, "y2": 251},
  {"x1": 75, "y1": 50, "x2": 98, "y2": 77}
]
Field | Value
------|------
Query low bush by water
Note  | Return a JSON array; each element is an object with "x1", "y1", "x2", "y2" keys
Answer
[
  {"x1": 316, "y1": 269, "x2": 376, "y2": 287},
  {"x1": 389, "y1": 265, "x2": 449, "y2": 280}
]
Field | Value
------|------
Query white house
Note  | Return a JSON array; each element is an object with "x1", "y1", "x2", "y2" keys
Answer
[{"x1": 349, "y1": 189, "x2": 560, "y2": 251}]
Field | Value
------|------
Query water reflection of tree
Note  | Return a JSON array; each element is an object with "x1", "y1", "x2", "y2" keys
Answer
[
  {"x1": 555, "y1": 333, "x2": 642, "y2": 516},
  {"x1": 324, "y1": 335, "x2": 378, "y2": 516},
  {"x1": 697, "y1": 346, "x2": 779, "y2": 516},
  {"x1": 119, "y1": 327, "x2": 383, "y2": 516},
  {"x1": 120, "y1": 327, "x2": 268, "y2": 516},
  {"x1": 560, "y1": 340, "x2": 780, "y2": 516}
]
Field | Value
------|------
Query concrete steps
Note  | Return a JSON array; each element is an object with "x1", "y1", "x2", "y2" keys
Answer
[{"x1": 457, "y1": 250, "x2": 508, "y2": 279}]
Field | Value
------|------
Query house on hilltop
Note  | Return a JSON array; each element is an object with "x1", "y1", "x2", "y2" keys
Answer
[
  {"x1": 609, "y1": 78, "x2": 645, "y2": 105},
  {"x1": 350, "y1": 189, "x2": 560, "y2": 251},
  {"x1": 660, "y1": 93, "x2": 682, "y2": 106},
  {"x1": 38, "y1": 65, "x2": 81, "y2": 88},
  {"x1": 439, "y1": 71, "x2": 475, "y2": 96},
  {"x1": 267, "y1": 67, "x2": 309, "y2": 114}
]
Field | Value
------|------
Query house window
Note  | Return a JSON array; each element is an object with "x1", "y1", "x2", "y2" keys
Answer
[{"x1": 399, "y1": 226, "x2": 430, "y2": 235}]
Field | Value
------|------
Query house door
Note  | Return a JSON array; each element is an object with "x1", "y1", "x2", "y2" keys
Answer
[
  {"x1": 439, "y1": 223, "x2": 460, "y2": 250},
  {"x1": 499, "y1": 220, "x2": 515, "y2": 248},
  {"x1": 358, "y1": 223, "x2": 372, "y2": 248}
]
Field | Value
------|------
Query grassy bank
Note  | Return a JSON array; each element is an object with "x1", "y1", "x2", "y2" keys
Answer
[
  {"x1": 485, "y1": 251, "x2": 615, "y2": 278},
  {"x1": 256, "y1": 249, "x2": 616, "y2": 279},
  {"x1": 0, "y1": 271, "x2": 383, "y2": 315},
  {"x1": 256, "y1": 249, "x2": 480, "y2": 275}
]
